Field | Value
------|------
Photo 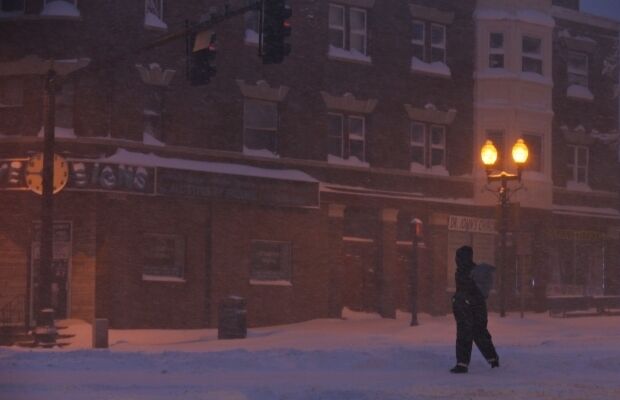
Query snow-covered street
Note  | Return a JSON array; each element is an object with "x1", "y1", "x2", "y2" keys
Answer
[{"x1": 1, "y1": 310, "x2": 619, "y2": 400}]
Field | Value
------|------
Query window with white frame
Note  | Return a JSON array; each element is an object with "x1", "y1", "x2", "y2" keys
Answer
[
  {"x1": 522, "y1": 36, "x2": 542, "y2": 74},
  {"x1": 522, "y1": 133, "x2": 543, "y2": 172},
  {"x1": 430, "y1": 23, "x2": 446, "y2": 63},
  {"x1": 412, "y1": 20, "x2": 425, "y2": 60},
  {"x1": 411, "y1": 21, "x2": 447, "y2": 63},
  {"x1": 328, "y1": 4, "x2": 368, "y2": 56},
  {"x1": 567, "y1": 145, "x2": 588, "y2": 184},
  {"x1": 567, "y1": 51, "x2": 588, "y2": 87},
  {"x1": 327, "y1": 113, "x2": 366, "y2": 162},
  {"x1": 489, "y1": 32, "x2": 504, "y2": 69},
  {"x1": 486, "y1": 130, "x2": 505, "y2": 169},
  {"x1": 410, "y1": 122, "x2": 446, "y2": 169},
  {"x1": 244, "y1": 99, "x2": 278, "y2": 155},
  {"x1": 146, "y1": 0, "x2": 163, "y2": 19},
  {"x1": 1, "y1": 0, "x2": 25, "y2": 15},
  {"x1": 142, "y1": 233, "x2": 185, "y2": 279},
  {"x1": 0, "y1": 78, "x2": 23, "y2": 107}
]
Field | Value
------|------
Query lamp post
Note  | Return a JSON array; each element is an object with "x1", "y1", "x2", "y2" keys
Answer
[
  {"x1": 480, "y1": 139, "x2": 529, "y2": 318},
  {"x1": 409, "y1": 218, "x2": 423, "y2": 326}
]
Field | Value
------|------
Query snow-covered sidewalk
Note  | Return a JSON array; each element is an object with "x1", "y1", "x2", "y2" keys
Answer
[{"x1": 1, "y1": 310, "x2": 620, "y2": 400}]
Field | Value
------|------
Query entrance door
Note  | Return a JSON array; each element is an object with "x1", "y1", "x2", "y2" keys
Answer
[
  {"x1": 342, "y1": 239, "x2": 379, "y2": 313},
  {"x1": 30, "y1": 222, "x2": 72, "y2": 324}
]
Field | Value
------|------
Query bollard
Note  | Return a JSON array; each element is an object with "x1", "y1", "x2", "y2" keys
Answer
[{"x1": 92, "y1": 318, "x2": 109, "y2": 348}]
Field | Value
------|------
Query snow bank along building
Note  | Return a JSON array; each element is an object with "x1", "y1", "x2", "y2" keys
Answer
[{"x1": 1, "y1": 0, "x2": 619, "y2": 328}]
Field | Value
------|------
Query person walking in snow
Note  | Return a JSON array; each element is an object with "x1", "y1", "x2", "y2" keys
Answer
[{"x1": 450, "y1": 245, "x2": 499, "y2": 373}]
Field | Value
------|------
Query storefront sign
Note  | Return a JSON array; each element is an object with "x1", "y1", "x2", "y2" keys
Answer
[
  {"x1": 157, "y1": 168, "x2": 319, "y2": 208},
  {"x1": 448, "y1": 215, "x2": 496, "y2": 234}
]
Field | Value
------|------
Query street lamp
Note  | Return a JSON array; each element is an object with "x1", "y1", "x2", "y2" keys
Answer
[
  {"x1": 480, "y1": 139, "x2": 529, "y2": 317},
  {"x1": 409, "y1": 218, "x2": 423, "y2": 326}
]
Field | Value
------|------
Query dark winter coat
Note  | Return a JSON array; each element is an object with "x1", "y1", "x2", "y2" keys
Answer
[{"x1": 453, "y1": 248, "x2": 485, "y2": 306}]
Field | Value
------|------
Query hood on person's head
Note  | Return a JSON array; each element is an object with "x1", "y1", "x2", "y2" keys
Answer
[{"x1": 455, "y1": 245, "x2": 474, "y2": 268}]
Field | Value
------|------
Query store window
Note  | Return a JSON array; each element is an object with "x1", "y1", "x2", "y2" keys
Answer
[
  {"x1": 522, "y1": 36, "x2": 542, "y2": 74},
  {"x1": 142, "y1": 233, "x2": 185, "y2": 279},
  {"x1": 243, "y1": 99, "x2": 278, "y2": 155},
  {"x1": 489, "y1": 32, "x2": 504, "y2": 68},
  {"x1": 250, "y1": 240, "x2": 292, "y2": 281},
  {"x1": 410, "y1": 122, "x2": 446, "y2": 170}
]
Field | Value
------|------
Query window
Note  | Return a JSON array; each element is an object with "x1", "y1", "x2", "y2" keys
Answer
[
  {"x1": 55, "y1": 81, "x2": 74, "y2": 129},
  {"x1": 328, "y1": 4, "x2": 368, "y2": 56},
  {"x1": 1, "y1": 0, "x2": 25, "y2": 14},
  {"x1": 567, "y1": 52, "x2": 588, "y2": 87},
  {"x1": 412, "y1": 20, "x2": 425, "y2": 60},
  {"x1": 486, "y1": 130, "x2": 505, "y2": 169},
  {"x1": 244, "y1": 99, "x2": 278, "y2": 155},
  {"x1": 411, "y1": 21, "x2": 447, "y2": 63},
  {"x1": 251, "y1": 240, "x2": 292, "y2": 281},
  {"x1": 410, "y1": 122, "x2": 446, "y2": 169},
  {"x1": 489, "y1": 33, "x2": 504, "y2": 68},
  {"x1": 0, "y1": 78, "x2": 23, "y2": 107},
  {"x1": 567, "y1": 145, "x2": 588, "y2": 184},
  {"x1": 142, "y1": 233, "x2": 185, "y2": 279},
  {"x1": 145, "y1": 0, "x2": 166, "y2": 29},
  {"x1": 144, "y1": 86, "x2": 163, "y2": 140},
  {"x1": 430, "y1": 24, "x2": 446, "y2": 63},
  {"x1": 522, "y1": 36, "x2": 542, "y2": 74},
  {"x1": 522, "y1": 134, "x2": 542, "y2": 172},
  {"x1": 327, "y1": 113, "x2": 366, "y2": 162}
]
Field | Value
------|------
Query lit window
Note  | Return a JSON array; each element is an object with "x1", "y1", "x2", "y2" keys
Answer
[
  {"x1": 567, "y1": 52, "x2": 588, "y2": 87},
  {"x1": 522, "y1": 36, "x2": 542, "y2": 74},
  {"x1": 0, "y1": 78, "x2": 23, "y2": 107},
  {"x1": 489, "y1": 32, "x2": 504, "y2": 69},
  {"x1": 522, "y1": 133, "x2": 543, "y2": 172},
  {"x1": 243, "y1": 99, "x2": 278, "y2": 155},
  {"x1": 567, "y1": 145, "x2": 588, "y2": 184}
]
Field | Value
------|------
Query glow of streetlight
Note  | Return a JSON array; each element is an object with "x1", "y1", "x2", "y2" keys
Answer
[
  {"x1": 480, "y1": 140, "x2": 498, "y2": 167},
  {"x1": 511, "y1": 139, "x2": 529, "y2": 165}
]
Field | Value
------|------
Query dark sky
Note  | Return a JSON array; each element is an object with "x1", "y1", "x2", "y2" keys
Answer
[{"x1": 580, "y1": 0, "x2": 620, "y2": 22}]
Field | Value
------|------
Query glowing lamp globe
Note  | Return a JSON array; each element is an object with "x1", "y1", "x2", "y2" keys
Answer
[
  {"x1": 512, "y1": 139, "x2": 529, "y2": 165},
  {"x1": 480, "y1": 140, "x2": 498, "y2": 167}
]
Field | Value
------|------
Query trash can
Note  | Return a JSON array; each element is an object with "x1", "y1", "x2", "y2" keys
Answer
[{"x1": 218, "y1": 296, "x2": 247, "y2": 339}]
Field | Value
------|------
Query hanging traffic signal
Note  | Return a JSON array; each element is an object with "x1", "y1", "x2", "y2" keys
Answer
[
  {"x1": 189, "y1": 31, "x2": 217, "y2": 85},
  {"x1": 261, "y1": 0, "x2": 292, "y2": 64}
]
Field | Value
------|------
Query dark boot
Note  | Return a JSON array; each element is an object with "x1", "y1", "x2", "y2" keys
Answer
[
  {"x1": 450, "y1": 364, "x2": 468, "y2": 373},
  {"x1": 489, "y1": 358, "x2": 499, "y2": 368}
]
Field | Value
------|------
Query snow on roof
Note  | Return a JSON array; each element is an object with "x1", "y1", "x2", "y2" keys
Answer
[
  {"x1": 95, "y1": 149, "x2": 317, "y2": 183},
  {"x1": 40, "y1": 0, "x2": 80, "y2": 18},
  {"x1": 475, "y1": 8, "x2": 555, "y2": 27}
]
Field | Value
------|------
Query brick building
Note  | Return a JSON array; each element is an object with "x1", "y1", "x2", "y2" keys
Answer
[{"x1": 0, "y1": 0, "x2": 618, "y2": 328}]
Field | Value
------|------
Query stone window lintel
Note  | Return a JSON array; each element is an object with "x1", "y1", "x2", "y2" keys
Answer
[
  {"x1": 404, "y1": 104, "x2": 457, "y2": 125},
  {"x1": 321, "y1": 91, "x2": 377, "y2": 114},
  {"x1": 236, "y1": 79, "x2": 289, "y2": 102}
]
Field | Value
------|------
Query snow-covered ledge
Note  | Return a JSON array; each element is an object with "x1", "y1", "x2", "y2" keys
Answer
[
  {"x1": 245, "y1": 29, "x2": 259, "y2": 45},
  {"x1": 328, "y1": 155, "x2": 369, "y2": 168},
  {"x1": 243, "y1": 146, "x2": 280, "y2": 159},
  {"x1": 236, "y1": 80, "x2": 289, "y2": 102},
  {"x1": 320, "y1": 91, "x2": 377, "y2": 114},
  {"x1": 567, "y1": 84, "x2": 594, "y2": 102},
  {"x1": 404, "y1": 103, "x2": 456, "y2": 125},
  {"x1": 40, "y1": 0, "x2": 80, "y2": 18},
  {"x1": 328, "y1": 45, "x2": 372, "y2": 65},
  {"x1": 410, "y1": 57, "x2": 451, "y2": 78},
  {"x1": 145, "y1": 11, "x2": 168, "y2": 30},
  {"x1": 566, "y1": 181, "x2": 592, "y2": 192}
]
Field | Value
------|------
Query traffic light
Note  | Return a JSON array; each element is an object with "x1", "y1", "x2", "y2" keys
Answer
[
  {"x1": 189, "y1": 31, "x2": 217, "y2": 85},
  {"x1": 261, "y1": 0, "x2": 292, "y2": 64}
]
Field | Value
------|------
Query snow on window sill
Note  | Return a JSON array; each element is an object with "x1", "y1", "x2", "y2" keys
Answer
[
  {"x1": 143, "y1": 132, "x2": 165, "y2": 146},
  {"x1": 566, "y1": 84, "x2": 594, "y2": 102},
  {"x1": 245, "y1": 29, "x2": 259, "y2": 45},
  {"x1": 37, "y1": 126, "x2": 77, "y2": 138},
  {"x1": 145, "y1": 12, "x2": 168, "y2": 30},
  {"x1": 327, "y1": 45, "x2": 372, "y2": 65},
  {"x1": 566, "y1": 181, "x2": 592, "y2": 192},
  {"x1": 328, "y1": 154, "x2": 369, "y2": 168},
  {"x1": 409, "y1": 162, "x2": 449, "y2": 176},
  {"x1": 250, "y1": 279, "x2": 292, "y2": 287},
  {"x1": 410, "y1": 57, "x2": 451, "y2": 78},
  {"x1": 243, "y1": 146, "x2": 280, "y2": 159},
  {"x1": 40, "y1": 1, "x2": 81, "y2": 18},
  {"x1": 476, "y1": 69, "x2": 552, "y2": 86},
  {"x1": 142, "y1": 274, "x2": 186, "y2": 283}
]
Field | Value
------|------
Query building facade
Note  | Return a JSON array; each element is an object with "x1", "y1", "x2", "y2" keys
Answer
[{"x1": 0, "y1": 0, "x2": 618, "y2": 328}]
